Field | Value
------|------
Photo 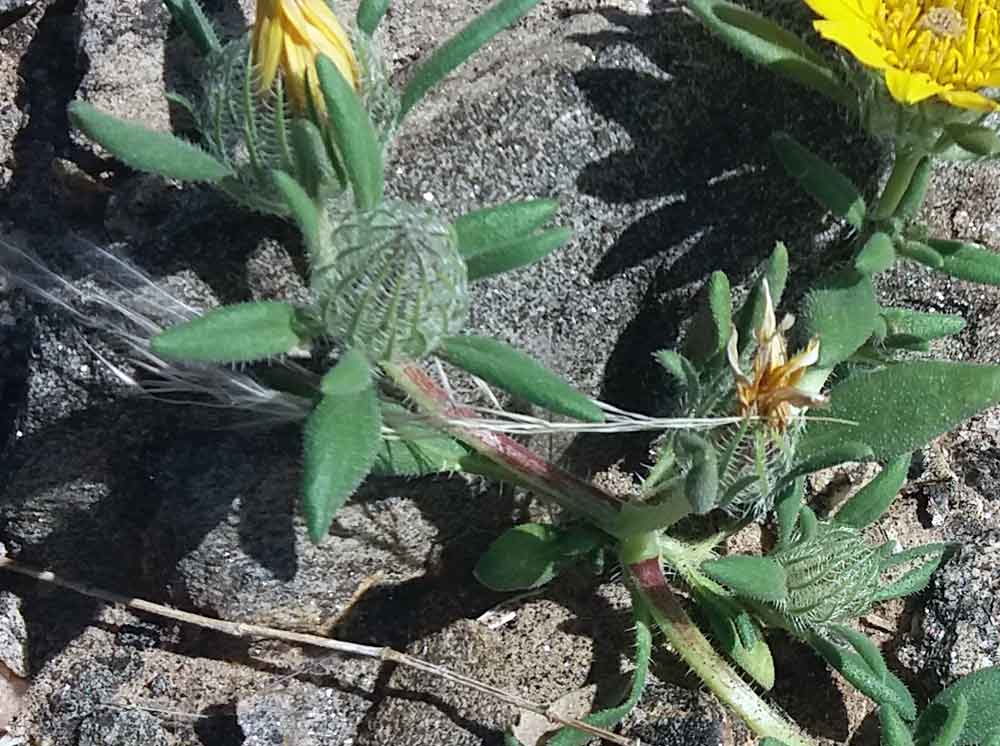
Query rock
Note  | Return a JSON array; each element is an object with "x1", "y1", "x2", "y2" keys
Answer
[
  {"x1": 237, "y1": 682, "x2": 370, "y2": 746},
  {"x1": 0, "y1": 3, "x2": 41, "y2": 191},
  {"x1": 76, "y1": 709, "x2": 172, "y2": 746},
  {"x1": 0, "y1": 1, "x2": 34, "y2": 15},
  {"x1": 622, "y1": 680, "x2": 729, "y2": 746},
  {"x1": 0, "y1": 592, "x2": 29, "y2": 678}
]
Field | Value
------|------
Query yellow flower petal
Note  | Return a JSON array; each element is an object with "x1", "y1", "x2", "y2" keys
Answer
[
  {"x1": 884, "y1": 67, "x2": 948, "y2": 104},
  {"x1": 813, "y1": 20, "x2": 890, "y2": 69},
  {"x1": 939, "y1": 89, "x2": 1000, "y2": 111},
  {"x1": 804, "y1": 0, "x2": 871, "y2": 27}
]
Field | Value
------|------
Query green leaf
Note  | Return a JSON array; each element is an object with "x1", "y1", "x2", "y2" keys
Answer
[
  {"x1": 855, "y1": 232, "x2": 896, "y2": 275},
  {"x1": 898, "y1": 240, "x2": 945, "y2": 269},
  {"x1": 735, "y1": 243, "x2": 789, "y2": 353},
  {"x1": 702, "y1": 556, "x2": 788, "y2": 603},
  {"x1": 438, "y1": 335, "x2": 603, "y2": 422},
  {"x1": 881, "y1": 706, "x2": 916, "y2": 746},
  {"x1": 915, "y1": 668, "x2": 1000, "y2": 746},
  {"x1": 761, "y1": 740, "x2": 792, "y2": 746},
  {"x1": 464, "y1": 227, "x2": 571, "y2": 280},
  {"x1": 454, "y1": 199, "x2": 559, "y2": 256},
  {"x1": 810, "y1": 633, "x2": 917, "y2": 719},
  {"x1": 315, "y1": 55, "x2": 384, "y2": 210},
  {"x1": 873, "y1": 545, "x2": 947, "y2": 602},
  {"x1": 786, "y1": 441, "x2": 875, "y2": 481},
  {"x1": 834, "y1": 453, "x2": 910, "y2": 529},
  {"x1": 545, "y1": 613, "x2": 653, "y2": 746},
  {"x1": 693, "y1": 586, "x2": 775, "y2": 689},
  {"x1": 302, "y1": 350, "x2": 381, "y2": 543},
  {"x1": 928, "y1": 695, "x2": 969, "y2": 746},
  {"x1": 677, "y1": 432, "x2": 719, "y2": 514},
  {"x1": 926, "y1": 238, "x2": 1000, "y2": 285},
  {"x1": 290, "y1": 118, "x2": 339, "y2": 198},
  {"x1": 945, "y1": 123, "x2": 1000, "y2": 157},
  {"x1": 797, "y1": 504, "x2": 819, "y2": 541},
  {"x1": 771, "y1": 133, "x2": 866, "y2": 230},
  {"x1": 372, "y1": 435, "x2": 471, "y2": 477},
  {"x1": 775, "y1": 477, "x2": 804, "y2": 548},
  {"x1": 400, "y1": 0, "x2": 544, "y2": 118},
  {"x1": 357, "y1": 0, "x2": 392, "y2": 35},
  {"x1": 151, "y1": 302, "x2": 311, "y2": 363},
  {"x1": 798, "y1": 269, "x2": 879, "y2": 368},
  {"x1": 687, "y1": 0, "x2": 850, "y2": 105},
  {"x1": 832, "y1": 625, "x2": 890, "y2": 681},
  {"x1": 69, "y1": 101, "x2": 230, "y2": 182},
  {"x1": 655, "y1": 350, "x2": 701, "y2": 401},
  {"x1": 272, "y1": 171, "x2": 321, "y2": 250},
  {"x1": 799, "y1": 361, "x2": 1000, "y2": 462},
  {"x1": 881, "y1": 308, "x2": 966, "y2": 348},
  {"x1": 684, "y1": 271, "x2": 733, "y2": 364},
  {"x1": 163, "y1": 0, "x2": 220, "y2": 55},
  {"x1": 895, "y1": 157, "x2": 932, "y2": 223},
  {"x1": 474, "y1": 523, "x2": 564, "y2": 591}
]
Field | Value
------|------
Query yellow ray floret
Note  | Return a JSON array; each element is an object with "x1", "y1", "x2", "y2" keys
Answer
[
  {"x1": 252, "y1": 0, "x2": 361, "y2": 112},
  {"x1": 726, "y1": 280, "x2": 828, "y2": 433},
  {"x1": 805, "y1": 0, "x2": 1000, "y2": 111}
]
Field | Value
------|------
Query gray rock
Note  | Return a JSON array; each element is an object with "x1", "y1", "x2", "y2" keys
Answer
[
  {"x1": 237, "y1": 682, "x2": 370, "y2": 746},
  {"x1": 622, "y1": 680, "x2": 728, "y2": 746},
  {"x1": 0, "y1": 0, "x2": 34, "y2": 15},
  {"x1": 76, "y1": 708, "x2": 172, "y2": 746},
  {"x1": 0, "y1": 592, "x2": 28, "y2": 678}
]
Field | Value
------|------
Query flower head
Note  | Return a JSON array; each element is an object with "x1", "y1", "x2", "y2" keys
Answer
[
  {"x1": 726, "y1": 280, "x2": 828, "y2": 432},
  {"x1": 252, "y1": 0, "x2": 361, "y2": 113},
  {"x1": 806, "y1": 0, "x2": 1000, "y2": 110}
]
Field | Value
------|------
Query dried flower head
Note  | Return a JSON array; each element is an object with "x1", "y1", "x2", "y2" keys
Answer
[
  {"x1": 726, "y1": 280, "x2": 828, "y2": 432},
  {"x1": 806, "y1": 0, "x2": 1000, "y2": 111},
  {"x1": 252, "y1": 0, "x2": 361, "y2": 113}
]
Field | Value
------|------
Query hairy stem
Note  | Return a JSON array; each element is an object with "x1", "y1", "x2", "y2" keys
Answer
[
  {"x1": 381, "y1": 361, "x2": 624, "y2": 536},
  {"x1": 627, "y1": 557, "x2": 816, "y2": 746}
]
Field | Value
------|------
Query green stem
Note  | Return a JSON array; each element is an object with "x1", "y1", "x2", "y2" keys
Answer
[
  {"x1": 382, "y1": 360, "x2": 624, "y2": 536},
  {"x1": 627, "y1": 557, "x2": 816, "y2": 746},
  {"x1": 874, "y1": 147, "x2": 924, "y2": 221}
]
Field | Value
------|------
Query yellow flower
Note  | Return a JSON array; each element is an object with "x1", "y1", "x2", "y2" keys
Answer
[
  {"x1": 805, "y1": 0, "x2": 1000, "y2": 111},
  {"x1": 252, "y1": 0, "x2": 361, "y2": 113},
  {"x1": 726, "y1": 281, "x2": 828, "y2": 432}
]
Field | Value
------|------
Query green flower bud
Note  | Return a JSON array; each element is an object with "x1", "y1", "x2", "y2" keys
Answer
[{"x1": 311, "y1": 200, "x2": 469, "y2": 361}]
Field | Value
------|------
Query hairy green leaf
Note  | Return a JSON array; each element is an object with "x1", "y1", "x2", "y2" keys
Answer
[
  {"x1": 735, "y1": 243, "x2": 789, "y2": 352},
  {"x1": 401, "y1": 0, "x2": 544, "y2": 118},
  {"x1": 874, "y1": 546, "x2": 948, "y2": 602},
  {"x1": 772, "y1": 133, "x2": 866, "y2": 230},
  {"x1": 693, "y1": 586, "x2": 775, "y2": 689},
  {"x1": 915, "y1": 668, "x2": 1000, "y2": 746},
  {"x1": 454, "y1": 199, "x2": 559, "y2": 256},
  {"x1": 835, "y1": 453, "x2": 910, "y2": 529},
  {"x1": 162, "y1": 0, "x2": 220, "y2": 55},
  {"x1": 357, "y1": 0, "x2": 392, "y2": 35},
  {"x1": 775, "y1": 478, "x2": 805, "y2": 548},
  {"x1": 272, "y1": 170, "x2": 321, "y2": 250},
  {"x1": 474, "y1": 523, "x2": 564, "y2": 591},
  {"x1": 151, "y1": 302, "x2": 310, "y2": 363},
  {"x1": 895, "y1": 157, "x2": 932, "y2": 223},
  {"x1": 464, "y1": 227, "x2": 571, "y2": 280},
  {"x1": 798, "y1": 269, "x2": 879, "y2": 368},
  {"x1": 677, "y1": 432, "x2": 720, "y2": 515},
  {"x1": 69, "y1": 101, "x2": 230, "y2": 182},
  {"x1": 290, "y1": 118, "x2": 338, "y2": 198},
  {"x1": 315, "y1": 55, "x2": 384, "y2": 209},
  {"x1": 945, "y1": 123, "x2": 1000, "y2": 157},
  {"x1": 655, "y1": 350, "x2": 701, "y2": 402},
  {"x1": 799, "y1": 361, "x2": 1000, "y2": 462},
  {"x1": 687, "y1": 0, "x2": 850, "y2": 104},
  {"x1": 438, "y1": 335, "x2": 603, "y2": 422},
  {"x1": 881, "y1": 308, "x2": 966, "y2": 348},
  {"x1": 372, "y1": 435, "x2": 470, "y2": 477},
  {"x1": 302, "y1": 350, "x2": 381, "y2": 543},
  {"x1": 702, "y1": 556, "x2": 788, "y2": 603},
  {"x1": 881, "y1": 706, "x2": 916, "y2": 746},
  {"x1": 810, "y1": 633, "x2": 917, "y2": 719},
  {"x1": 684, "y1": 271, "x2": 733, "y2": 364},
  {"x1": 926, "y1": 238, "x2": 1000, "y2": 285},
  {"x1": 898, "y1": 240, "x2": 945, "y2": 269},
  {"x1": 855, "y1": 232, "x2": 896, "y2": 275}
]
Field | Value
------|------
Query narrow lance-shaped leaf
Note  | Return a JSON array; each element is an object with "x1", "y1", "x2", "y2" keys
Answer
[
  {"x1": 438, "y1": 335, "x2": 604, "y2": 422},
  {"x1": 151, "y1": 302, "x2": 313, "y2": 363},
  {"x1": 69, "y1": 101, "x2": 231, "y2": 182},
  {"x1": 855, "y1": 232, "x2": 896, "y2": 275},
  {"x1": 799, "y1": 361, "x2": 1000, "y2": 462},
  {"x1": 655, "y1": 350, "x2": 701, "y2": 402},
  {"x1": 772, "y1": 133, "x2": 866, "y2": 230},
  {"x1": 835, "y1": 453, "x2": 910, "y2": 529},
  {"x1": 882, "y1": 307, "x2": 966, "y2": 348},
  {"x1": 357, "y1": 0, "x2": 392, "y2": 35},
  {"x1": 687, "y1": 0, "x2": 851, "y2": 105},
  {"x1": 735, "y1": 242, "x2": 789, "y2": 352},
  {"x1": 401, "y1": 0, "x2": 544, "y2": 118},
  {"x1": 701, "y1": 556, "x2": 788, "y2": 604},
  {"x1": 162, "y1": 0, "x2": 221, "y2": 55},
  {"x1": 290, "y1": 118, "x2": 339, "y2": 198},
  {"x1": 894, "y1": 156, "x2": 933, "y2": 222},
  {"x1": 944, "y1": 123, "x2": 1000, "y2": 157},
  {"x1": 465, "y1": 227, "x2": 571, "y2": 281},
  {"x1": 272, "y1": 170, "x2": 321, "y2": 250},
  {"x1": 372, "y1": 405, "x2": 472, "y2": 476},
  {"x1": 898, "y1": 239, "x2": 945, "y2": 269},
  {"x1": 684, "y1": 271, "x2": 732, "y2": 364},
  {"x1": 454, "y1": 199, "x2": 559, "y2": 256},
  {"x1": 926, "y1": 238, "x2": 1000, "y2": 286},
  {"x1": 874, "y1": 545, "x2": 948, "y2": 602},
  {"x1": 677, "y1": 432, "x2": 719, "y2": 515},
  {"x1": 914, "y1": 667, "x2": 1000, "y2": 746},
  {"x1": 315, "y1": 55, "x2": 384, "y2": 209},
  {"x1": 302, "y1": 350, "x2": 381, "y2": 543},
  {"x1": 881, "y1": 706, "x2": 916, "y2": 746},
  {"x1": 692, "y1": 585, "x2": 775, "y2": 689},
  {"x1": 775, "y1": 477, "x2": 804, "y2": 548}
]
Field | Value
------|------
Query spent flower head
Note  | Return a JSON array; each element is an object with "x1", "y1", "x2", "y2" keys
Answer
[
  {"x1": 726, "y1": 280, "x2": 827, "y2": 432},
  {"x1": 806, "y1": 0, "x2": 1000, "y2": 111},
  {"x1": 252, "y1": 0, "x2": 361, "y2": 113}
]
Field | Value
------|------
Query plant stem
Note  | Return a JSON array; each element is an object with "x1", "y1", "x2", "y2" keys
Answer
[
  {"x1": 381, "y1": 361, "x2": 624, "y2": 536},
  {"x1": 627, "y1": 557, "x2": 816, "y2": 746},
  {"x1": 874, "y1": 147, "x2": 924, "y2": 221}
]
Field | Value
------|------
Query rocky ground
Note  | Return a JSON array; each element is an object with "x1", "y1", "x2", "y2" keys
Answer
[{"x1": 0, "y1": 0, "x2": 998, "y2": 744}]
